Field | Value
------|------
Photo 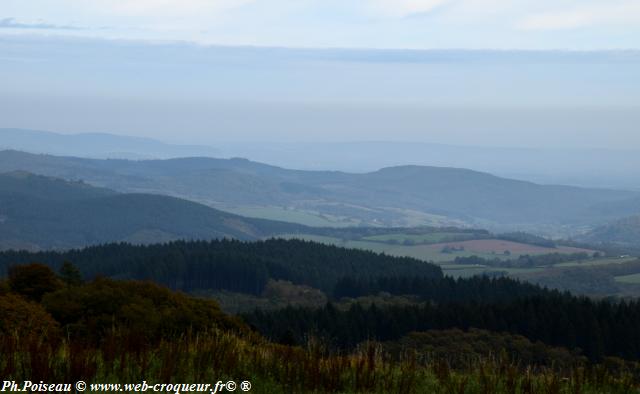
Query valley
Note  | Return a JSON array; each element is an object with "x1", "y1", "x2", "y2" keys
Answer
[
  {"x1": 0, "y1": 151, "x2": 639, "y2": 393},
  {"x1": 1, "y1": 150, "x2": 639, "y2": 236},
  {"x1": 2, "y1": 166, "x2": 639, "y2": 299}
]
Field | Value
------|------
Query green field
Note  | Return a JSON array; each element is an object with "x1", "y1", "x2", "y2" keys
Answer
[
  {"x1": 280, "y1": 234, "x2": 392, "y2": 253},
  {"x1": 275, "y1": 232, "x2": 617, "y2": 287},
  {"x1": 439, "y1": 264, "x2": 489, "y2": 278},
  {"x1": 276, "y1": 234, "x2": 478, "y2": 262},
  {"x1": 277, "y1": 233, "x2": 578, "y2": 263},
  {"x1": 439, "y1": 265, "x2": 551, "y2": 278},
  {"x1": 439, "y1": 264, "x2": 487, "y2": 270},
  {"x1": 391, "y1": 244, "x2": 519, "y2": 262},
  {"x1": 218, "y1": 205, "x2": 360, "y2": 227},
  {"x1": 554, "y1": 256, "x2": 636, "y2": 268}
]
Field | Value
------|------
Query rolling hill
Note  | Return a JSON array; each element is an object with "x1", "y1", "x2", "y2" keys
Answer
[
  {"x1": 0, "y1": 171, "x2": 303, "y2": 250},
  {"x1": 580, "y1": 215, "x2": 640, "y2": 246},
  {"x1": 1, "y1": 150, "x2": 638, "y2": 233}
]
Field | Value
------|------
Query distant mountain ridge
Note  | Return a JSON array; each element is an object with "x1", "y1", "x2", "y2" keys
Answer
[
  {"x1": 0, "y1": 171, "x2": 303, "y2": 250},
  {"x1": 4, "y1": 128, "x2": 640, "y2": 191},
  {"x1": 0, "y1": 128, "x2": 219, "y2": 159},
  {"x1": 215, "y1": 140, "x2": 640, "y2": 191},
  {"x1": 1, "y1": 150, "x2": 638, "y2": 234}
]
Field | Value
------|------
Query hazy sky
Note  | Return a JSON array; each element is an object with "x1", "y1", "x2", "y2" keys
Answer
[
  {"x1": 1, "y1": 2, "x2": 639, "y2": 149},
  {"x1": 2, "y1": 0, "x2": 640, "y2": 49}
]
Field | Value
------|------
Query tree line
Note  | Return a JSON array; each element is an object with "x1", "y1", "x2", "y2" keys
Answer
[
  {"x1": 333, "y1": 275, "x2": 552, "y2": 302},
  {"x1": 454, "y1": 252, "x2": 593, "y2": 268},
  {"x1": 0, "y1": 239, "x2": 443, "y2": 295},
  {"x1": 245, "y1": 292, "x2": 640, "y2": 362}
]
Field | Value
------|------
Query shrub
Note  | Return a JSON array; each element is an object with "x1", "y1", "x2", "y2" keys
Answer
[
  {"x1": 0, "y1": 293, "x2": 60, "y2": 339},
  {"x1": 8, "y1": 263, "x2": 62, "y2": 301},
  {"x1": 42, "y1": 278, "x2": 248, "y2": 344}
]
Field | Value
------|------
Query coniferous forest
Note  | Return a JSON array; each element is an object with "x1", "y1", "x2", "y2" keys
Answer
[
  {"x1": 0, "y1": 239, "x2": 443, "y2": 294},
  {"x1": 1, "y1": 240, "x2": 640, "y2": 393}
]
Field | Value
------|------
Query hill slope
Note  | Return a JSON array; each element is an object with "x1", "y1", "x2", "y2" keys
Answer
[
  {"x1": 0, "y1": 238, "x2": 443, "y2": 294},
  {"x1": 0, "y1": 171, "x2": 302, "y2": 250},
  {"x1": 581, "y1": 215, "x2": 640, "y2": 246},
  {"x1": 1, "y1": 150, "x2": 638, "y2": 232}
]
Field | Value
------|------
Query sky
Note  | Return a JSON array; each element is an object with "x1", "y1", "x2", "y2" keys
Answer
[
  {"x1": 1, "y1": 1, "x2": 639, "y2": 150},
  {"x1": 2, "y1": 0, "x2": 640, "y2": 49}
]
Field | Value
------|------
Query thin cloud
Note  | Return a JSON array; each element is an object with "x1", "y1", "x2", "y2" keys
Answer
[
  {"x1": 0, "y1": 17, "x2": 84, "y2": 30},
  {"x1": 1, "y1": 1, "x2": 639, "y2": 49},
  {"x1": 517, "y1": 2, "x2": 640, "y2": 31},
  {"x1": 368, "y1": 0, "x2": 451, "y2": 18},
  {"x1": 89, "y1": 0, "x2": 255, "y2": 17}
]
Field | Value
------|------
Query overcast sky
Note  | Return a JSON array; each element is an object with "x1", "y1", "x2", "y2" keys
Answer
[{"x1": 1, "y1": 1, "x2": 639, "y2": 149}]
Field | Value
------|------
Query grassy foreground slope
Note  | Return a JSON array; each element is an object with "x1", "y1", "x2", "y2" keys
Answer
[{"x1": 1, "y1": 263, "x2": 639, "y2": 393}]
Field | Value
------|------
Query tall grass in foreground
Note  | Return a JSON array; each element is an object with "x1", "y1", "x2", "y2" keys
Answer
[{"x1": 1, "y1": 330, "x2": 639, "y2": 394}]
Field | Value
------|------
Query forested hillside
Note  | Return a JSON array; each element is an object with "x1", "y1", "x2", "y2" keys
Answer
[
  {"x1": 0, "y1": 171, "x2": 303, "y2": 249},
  {"x1": 247, "y1": 285, "x2": 640, "y2": 362},
  {"x1": 0, "y1": 239, "x2": 443, "y2": 294},
  {"x1": 5, "y1": 239, "x2": 640, "y2": 365},
  {"x1": 2, "y1": 150, "x2": 638, "y2": 231}
]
